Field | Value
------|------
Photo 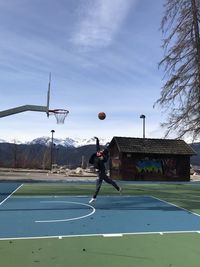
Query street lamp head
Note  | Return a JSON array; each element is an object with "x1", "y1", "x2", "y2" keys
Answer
[
  {"x1": 140, "y1": 114, "x2": 146, "y2": 138},
  {"x1": 50, "y1": 130, "x2": 55, "y2": 170}
]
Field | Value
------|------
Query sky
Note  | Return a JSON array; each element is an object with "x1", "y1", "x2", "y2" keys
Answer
[{"x1": 0, "y1": 0, "x2": 172, "y2": 143}]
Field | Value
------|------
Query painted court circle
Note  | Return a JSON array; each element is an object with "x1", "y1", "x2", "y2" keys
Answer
[{"x1": 35, "y1": 200, "x2": 96, "y2": 223}]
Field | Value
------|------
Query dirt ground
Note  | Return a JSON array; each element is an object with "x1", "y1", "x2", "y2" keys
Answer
[{"x1": 0, "y1": 168, "x2": 97, "y2": 182}]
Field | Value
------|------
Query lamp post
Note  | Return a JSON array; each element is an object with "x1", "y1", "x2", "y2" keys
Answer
[
  {"x1": 50, "y1": 130, "x2": 55, "y2": 170},
  {"x1": 140, "y1": 114, "x2": 146, "y2": 138}
]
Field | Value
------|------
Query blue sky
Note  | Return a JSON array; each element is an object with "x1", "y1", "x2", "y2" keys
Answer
[{"x1": 0, "y1": 0, "x2": 170, "y2": 142}]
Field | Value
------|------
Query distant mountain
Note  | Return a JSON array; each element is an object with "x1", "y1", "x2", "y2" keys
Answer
[
  {"x1": 0, "y1": 136, "x2": 110, "y2": 169},
  {"x1": 0, "y1": 142, "x2": 96, "y2": 169},
  {"x1": 28, "y1": 136, "x2": 109, "y2": 148},
  {"x1": 0, "y1": 136, "x2": 109, "y2": 147},
  {"x1": 29, "y1": 137, "x2": 76, "y2": 147}
]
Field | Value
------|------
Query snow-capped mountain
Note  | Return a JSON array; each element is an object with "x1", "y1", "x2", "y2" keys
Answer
[
  {"x1": 29, "y1": 137, "x2": 76, "y2": 147},
  {"x1": 0, "y1": 136, "x2": 110, "y2": 147},
  {"x1": 29, "y1": 136, "x2": 109, "y2": 148}
]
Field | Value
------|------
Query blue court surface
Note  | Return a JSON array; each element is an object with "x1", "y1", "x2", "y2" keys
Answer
[
  {"x1": 0, "y1": 182, "x2": 22, "y2": 203},
  {"x1": 1, "y1": 194, "x2": 200, "y2": 240}
]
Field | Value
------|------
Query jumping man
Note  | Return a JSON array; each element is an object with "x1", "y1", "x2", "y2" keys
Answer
[{"x1": 89, "y1": 137, "x2": 121, "y2": 203}]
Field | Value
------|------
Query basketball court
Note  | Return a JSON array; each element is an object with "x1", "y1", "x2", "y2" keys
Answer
[{"x1": 1, "y1": 183, "x2": 200, "y2": 240}]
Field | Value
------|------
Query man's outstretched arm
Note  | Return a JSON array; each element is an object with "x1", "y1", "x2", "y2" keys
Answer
[{"x1": 94, "y1": 136, "x2": 100, "y2": 152}]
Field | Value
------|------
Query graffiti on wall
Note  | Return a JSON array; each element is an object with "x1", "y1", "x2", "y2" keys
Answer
[
  {"x1": 136, "y1": 160, "x2": 162, "y2": 174},
  {"x1": 136, "y1": 158, "x2": 177, "y2": 178},
  {"x1": 162, "y1": 158, "x2": 177, "y2": 177}
]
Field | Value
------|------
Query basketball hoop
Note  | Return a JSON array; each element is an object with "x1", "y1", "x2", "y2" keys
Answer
[{"x1": 48, "y1": 109, "x2": 69, "y2": 124}]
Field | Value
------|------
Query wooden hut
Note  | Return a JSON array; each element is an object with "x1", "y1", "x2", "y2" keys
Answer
[{"x1": 109, "y1": 137, "x2": 196, "y2": 181}]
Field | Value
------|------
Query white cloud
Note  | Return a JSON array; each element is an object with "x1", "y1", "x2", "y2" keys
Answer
[{"x1": 72, "y1": 0, "x2": 136, "y2": 49}]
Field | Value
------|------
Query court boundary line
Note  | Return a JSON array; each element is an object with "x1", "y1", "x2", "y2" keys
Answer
[
  {"x1": 0, "y1": 183, "x2": 23, "y2": 206},
  {"x1": 1, "y1": 230, "x2": 200, "y2": 241},
  {"x1": 151, "y1": 195, "x2": 200, "y2": 217}
]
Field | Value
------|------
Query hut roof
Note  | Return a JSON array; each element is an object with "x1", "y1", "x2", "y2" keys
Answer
[{"x1": 110, "y1": 137, "x2": 196, "y2": 155}]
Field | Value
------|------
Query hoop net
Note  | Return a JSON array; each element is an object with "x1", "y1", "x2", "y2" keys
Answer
[{"x1": 48, "y1": 109, "x2": 69, "y2": 124}]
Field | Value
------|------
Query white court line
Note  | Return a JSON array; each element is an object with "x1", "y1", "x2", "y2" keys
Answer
[
  {"x1": 0, "y1": 230, "x2": 200, "y2": 241},
  {"x1": 0, "y1": 184, "x2": 24, "y2": 206},
  {"x1": 35, "y1": 201, "x2": 96, "y2": 223},
  {"x1": 103, "y1": 234, "x2": 123, "y2": 237},
  {"x1": 150, "y1": 195, "x2": 200, "y2": 217},
  {"x1": 11, "y1": 195, "x2": 90, "y2": 199}
]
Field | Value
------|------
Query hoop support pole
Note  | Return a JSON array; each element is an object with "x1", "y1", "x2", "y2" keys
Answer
[{"x1": 0, "y1": 105, "x2": 48, "y2": 118}]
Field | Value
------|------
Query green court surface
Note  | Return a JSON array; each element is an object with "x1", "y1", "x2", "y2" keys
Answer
[
  {"x1": 1, "y1": 233, "x2": 200, "y2": 267},
  {"x1": 2, "y1": 182, "x2": 200, "y2": 267}
]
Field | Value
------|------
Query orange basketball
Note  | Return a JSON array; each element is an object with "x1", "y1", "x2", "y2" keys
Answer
[{"x1": 98, "y1": 112, "x2": 106, "y2": 120}]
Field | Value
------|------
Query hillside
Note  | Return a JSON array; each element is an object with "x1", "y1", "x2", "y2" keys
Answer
[
  {"x1": 189, "y1": 143, "x2": 200, "y2": 166},
  {"x1": 0, "y1": 142, "x2": 96, "y2": 169}
]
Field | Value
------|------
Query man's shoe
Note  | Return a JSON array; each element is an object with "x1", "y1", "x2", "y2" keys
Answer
[{"x1": 89, "y1": 198, "x2": 96, "y2": 204}]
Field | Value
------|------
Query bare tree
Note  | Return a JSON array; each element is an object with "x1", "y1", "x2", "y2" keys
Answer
[
  {"x1": 155, "y1": 0, "x2": 200, "y2": 140},
  {"x1": 42, "y1": 146, "x2": 51, "y2": 170}
]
